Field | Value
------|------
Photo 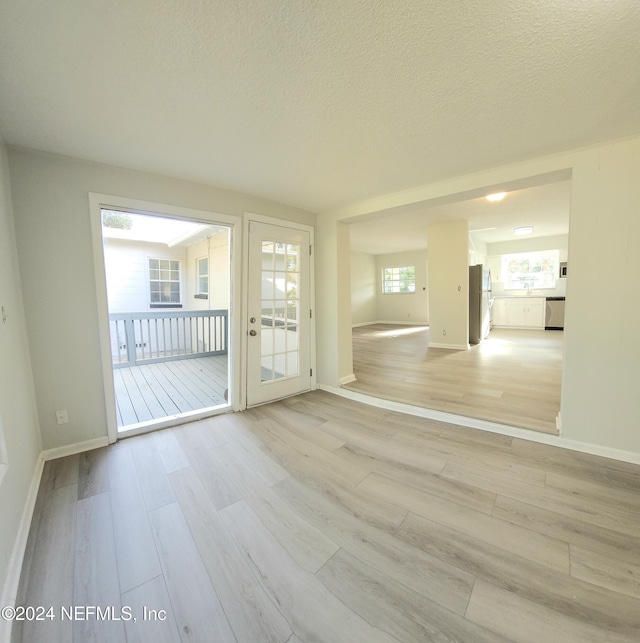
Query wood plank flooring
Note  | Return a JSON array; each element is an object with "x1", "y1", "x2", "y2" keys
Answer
[
  {"x1": 12, "y1": 390, "x2": 640, "y2": 642},
  {"x1": 114, "y1": 355, "x2": 228, "y2": 428},
  {"x1": 345, "y1": 324, "x2": 563, "y2": 434}
]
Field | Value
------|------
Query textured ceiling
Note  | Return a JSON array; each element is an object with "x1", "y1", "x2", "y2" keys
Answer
[
  {"x1": 349, "y1": 181, "x2": 570, "y2": 254},
  {"x1": 1, "y1": 1, "x2": 639, "y2": 213}
]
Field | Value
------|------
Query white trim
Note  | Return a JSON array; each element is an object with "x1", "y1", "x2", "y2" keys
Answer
[
  {"x1": 376, "y1": 320, "x2": 428, "y2": 327},
  {"x1": 245, "y1": 211, "x2": 314, "y2": 232},
  {"x1": 492, "y1": 325, "x2": 545, "y2": 331},
  {"x1": 428, "y1": 342, "x2": 469, "y2": 350},
  {"x1": 89, "y1": 199, "x2": 119, "y2": 444},
  {"x1": 0, "y1": 456, "x2": 45, "y2": 643},
  {"x1": 117, "y1": 406, "x2": 232, "y2": 440},
  {"x1": 339, "y1": 374, "x2": 357, "y2": 385},
  {"x1": 351, "y1": 320, "x2": 429, "y2": 328},
  {"x1": 320, "y1": 385, "x2": 640, "y2": 466},
  {"x1": 556, "y1": 410, "x2": 563, "y2": 434},
  {"x1": 351, "y1": 321, "x2": 378, "y2": 328},
  {"x1": 41, "y1": 437, "x2": 110, "y2": 461},
  {"x1": 89, "y1": 193, "x2": 243, "y2": 440},
  {"x1": 0, "y1": 412, "x2": 8, "y2": 488}
]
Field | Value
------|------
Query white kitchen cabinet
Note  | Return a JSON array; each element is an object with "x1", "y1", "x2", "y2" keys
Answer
[
  {"x1": 492, "y1": 297, "x2": 545, "y2": 329},
  {"x1": 491, "y1": 298, "x2": 509, "y2": 326}
]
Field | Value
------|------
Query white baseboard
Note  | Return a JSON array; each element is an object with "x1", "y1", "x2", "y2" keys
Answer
[
  {"x1": 376, "y1": 320, "x2": 428, "y2": 326},
  {"x1": 321, "y1": 384, "x2": 640, "y2": 466},
  {"x1": 428, "y1": 342, "x2": 469, "y2": 350},
  {"x1": 351, "y1": 321, "x2": 378, "y2": 328},
  {"x1": 339, "y1": 374, "x2": 357, "y2": 385},
  {"x1": 352, "y1": 320, "x2": 429, "y2": 328},
  {"x1": 0, "y1": 456, "x2": 45, "y2": 643},
  {"x1": 1, "y1": 435, "x2": 110, "y2": 643},
  {"x1": 41, "y1": 436, "x2": 109, "y2": 461},
  {"x1": 556, "y1": 411, "x2": 563, "y2": 434}
]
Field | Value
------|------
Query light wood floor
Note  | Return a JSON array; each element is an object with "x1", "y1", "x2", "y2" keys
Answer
[
  {"x1": 13, "y1": 390, "x2": 640, "y2": 642},
  {"x1": 113, "y1": 355, "x2": 228, "y2": 428},
  {"x1": 345, "y1": 325, "x2": 563, "y2": 434}
]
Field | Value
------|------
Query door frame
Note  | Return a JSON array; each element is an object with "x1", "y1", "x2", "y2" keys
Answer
[
  {"x1": 90, "y1": 193, "x2": 242, "y2": 444},
  {"x1": 242, "y1": 213, "x2": 316, "y2": 408}
]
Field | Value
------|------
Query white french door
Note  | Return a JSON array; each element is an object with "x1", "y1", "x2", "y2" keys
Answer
[{"x1": 246, "y1": 221, "x2": 312, "y2": 406}]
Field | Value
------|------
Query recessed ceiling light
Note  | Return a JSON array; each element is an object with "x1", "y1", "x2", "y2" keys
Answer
[
  {"x1": 513, "y1": 226, "x2": 534, "y2": 236},
  {"x1": 486, "y1": 192, "x2": 506, "y2": 202}
]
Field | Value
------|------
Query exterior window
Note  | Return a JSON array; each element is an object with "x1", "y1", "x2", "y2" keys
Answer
[
  {"x1": 196, "y1": 257, "x2": 209, "y2": 297},
  {"x1": 502, "y1": 251, "x2": 558, "y2": 290},
  {"x1": 148, "y1": 258, "x2": 181, "y2": 305},
  {"x1": 383, "y1": 266, "x2": 416, "y2": 294}
]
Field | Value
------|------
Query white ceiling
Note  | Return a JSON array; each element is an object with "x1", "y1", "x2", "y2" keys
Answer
[
  {"x1": 1, "y1": 2, "x2": 639, "y2": 214},
  {"x1": 349, "y1": 180, "x2": 571, "y2": 254}
]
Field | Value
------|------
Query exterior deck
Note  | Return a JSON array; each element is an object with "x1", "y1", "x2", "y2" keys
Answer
[{"x1": 113, "y1": 354, "x2": 228, "y2": 428}]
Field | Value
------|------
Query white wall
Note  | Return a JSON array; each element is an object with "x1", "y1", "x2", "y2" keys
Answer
[
  {"x1": 104, "y1": 238, "x2": 187, "y2": 312},
  {"x1": 8, "y1": 147, "x2": 314, "y2": 451},
  {"x1": 469, "y1": 234, "x2": 488, "y2": 266},
  {"x1": 0, "y1": 139, "x2": 41, "y2": 624},
  {"x1": 562, "y1": 140, "x2": 640, "y2": 452},
  {"x1": 350, "y1": 251, "x2": 378, "y2": 325},
  {"x1": 426, "y1": 220, "x2": 469, "y2": 349},
  {"x1": 375, "y1": 250, "x2": 429, "y2": 324},
  {"x1": 185, "y1": 230, "x2": 230, "y2": 311},
  {"x1": 317, "y1": 136, "x2": 640, "y2": 456}
]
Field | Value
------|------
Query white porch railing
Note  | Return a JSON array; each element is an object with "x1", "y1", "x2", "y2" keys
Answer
[{"x1": 108, "y1": 310, "x2": 228, "y2": 368}]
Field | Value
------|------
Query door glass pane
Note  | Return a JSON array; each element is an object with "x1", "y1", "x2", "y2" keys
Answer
[
  {"x1": 260, "y1": 239, "x2": 300, "y2": 384},
  {"x1": 287, "y1": 352, "x2": 299, "y2": 377},
  {"x1": 286, "y1": 301, "x2": 297, "y2": 324},
  {"x1": 286, "y1": 245, "x2": 298, "y2": 272},
  {"x1": 274, "y1": 354, "x2": 286, "y2": 380},
  {"x1": 274, "y1": 272, "x2": 286, "y2": 300},
  {"x1": 261, "y1": 328, "x2": 274, "y2": 356},
  {"x1": 286, "y1": 325, "x2": 298, "y2": 352},
  {"x1": 261, "y1": 356, "x2": 274, "y2": 382}
]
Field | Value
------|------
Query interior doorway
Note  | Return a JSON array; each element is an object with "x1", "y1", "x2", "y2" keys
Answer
[
  {"x1": 347, "y1": 178, "x2": 571, "y2": 433},
  {"x1": 91, "y1": 195, "x2": 240, "y2": 441}
]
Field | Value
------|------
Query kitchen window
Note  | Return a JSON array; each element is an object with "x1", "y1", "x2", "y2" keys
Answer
[
  {"x1": 148, "y1": 258, "x2": 181, "y2": 306},
  {"x1": 502, "y1": 250, "x2": 558, "y2": 290},
  {"x1": 195, "y1": 256, "x2": 208, "y2": 298},
  {"x1": 383, "y1": 266, "x2": 416, "y2": 294}
]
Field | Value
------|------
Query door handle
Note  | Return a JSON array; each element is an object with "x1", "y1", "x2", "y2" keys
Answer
[{"x1": 249, "y1": 329, "x2": 257, "y2": 336}]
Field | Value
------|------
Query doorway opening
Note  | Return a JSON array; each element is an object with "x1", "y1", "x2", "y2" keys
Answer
[
  {"x1": 99, "y1": 208, "x2": 232, "y2": 435},
  {"x1": 346, "y1": 177, "x2": 571, "y2": 434}
]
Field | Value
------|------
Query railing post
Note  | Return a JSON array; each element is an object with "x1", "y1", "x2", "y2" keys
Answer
[{"x1": 125, "y1": 316, "x2": 137, "y2": 366}]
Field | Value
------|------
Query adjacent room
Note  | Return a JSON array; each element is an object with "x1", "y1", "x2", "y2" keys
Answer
[
  {"x1": 347, "y1": 180, "x2": 570, "y2": 434},
  {"x1": 1, "y1": 2, "x2": 639, "y2": 643}
]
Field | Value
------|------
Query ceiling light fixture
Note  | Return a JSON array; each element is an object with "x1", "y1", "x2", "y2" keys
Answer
[
  {"x1": 513, "y1": 226, "x2": 534, "y2": 236},
  {"x1": 486, "y1": 192, "x2": 506, "y2": 202}
]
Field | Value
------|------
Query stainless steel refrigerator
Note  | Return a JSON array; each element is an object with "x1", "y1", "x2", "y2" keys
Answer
[{"x1": 469, "y1": 264, "x2": 492, "y2": 344}]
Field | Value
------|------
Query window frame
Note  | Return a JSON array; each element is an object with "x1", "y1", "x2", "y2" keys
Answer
[
  {"x1": 148, "y1": 257, "x2": 182, "y2": 308},
  {"x1": 501, "y1": 250, "x2": 559, "y2": 291},
  {"x1": 195, "y1": 256, "x2": 209, "y2": 299},
  {"x1": 382, "y1": 265, "x2": 416, "y2": 294}
]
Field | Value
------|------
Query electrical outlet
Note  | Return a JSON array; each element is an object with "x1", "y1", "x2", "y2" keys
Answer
[{"x1": 55, "y1": 410, "x2": 68, "y2": 425}]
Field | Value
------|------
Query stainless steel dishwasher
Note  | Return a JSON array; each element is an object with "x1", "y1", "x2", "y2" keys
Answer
[{"x1": 545, "y1": 297, "x2": 565, "y2": 330}]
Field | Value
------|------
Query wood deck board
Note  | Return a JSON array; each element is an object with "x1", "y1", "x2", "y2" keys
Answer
[{"x1": 113, "y1": 355, "x2": 228, "y2": 428}]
